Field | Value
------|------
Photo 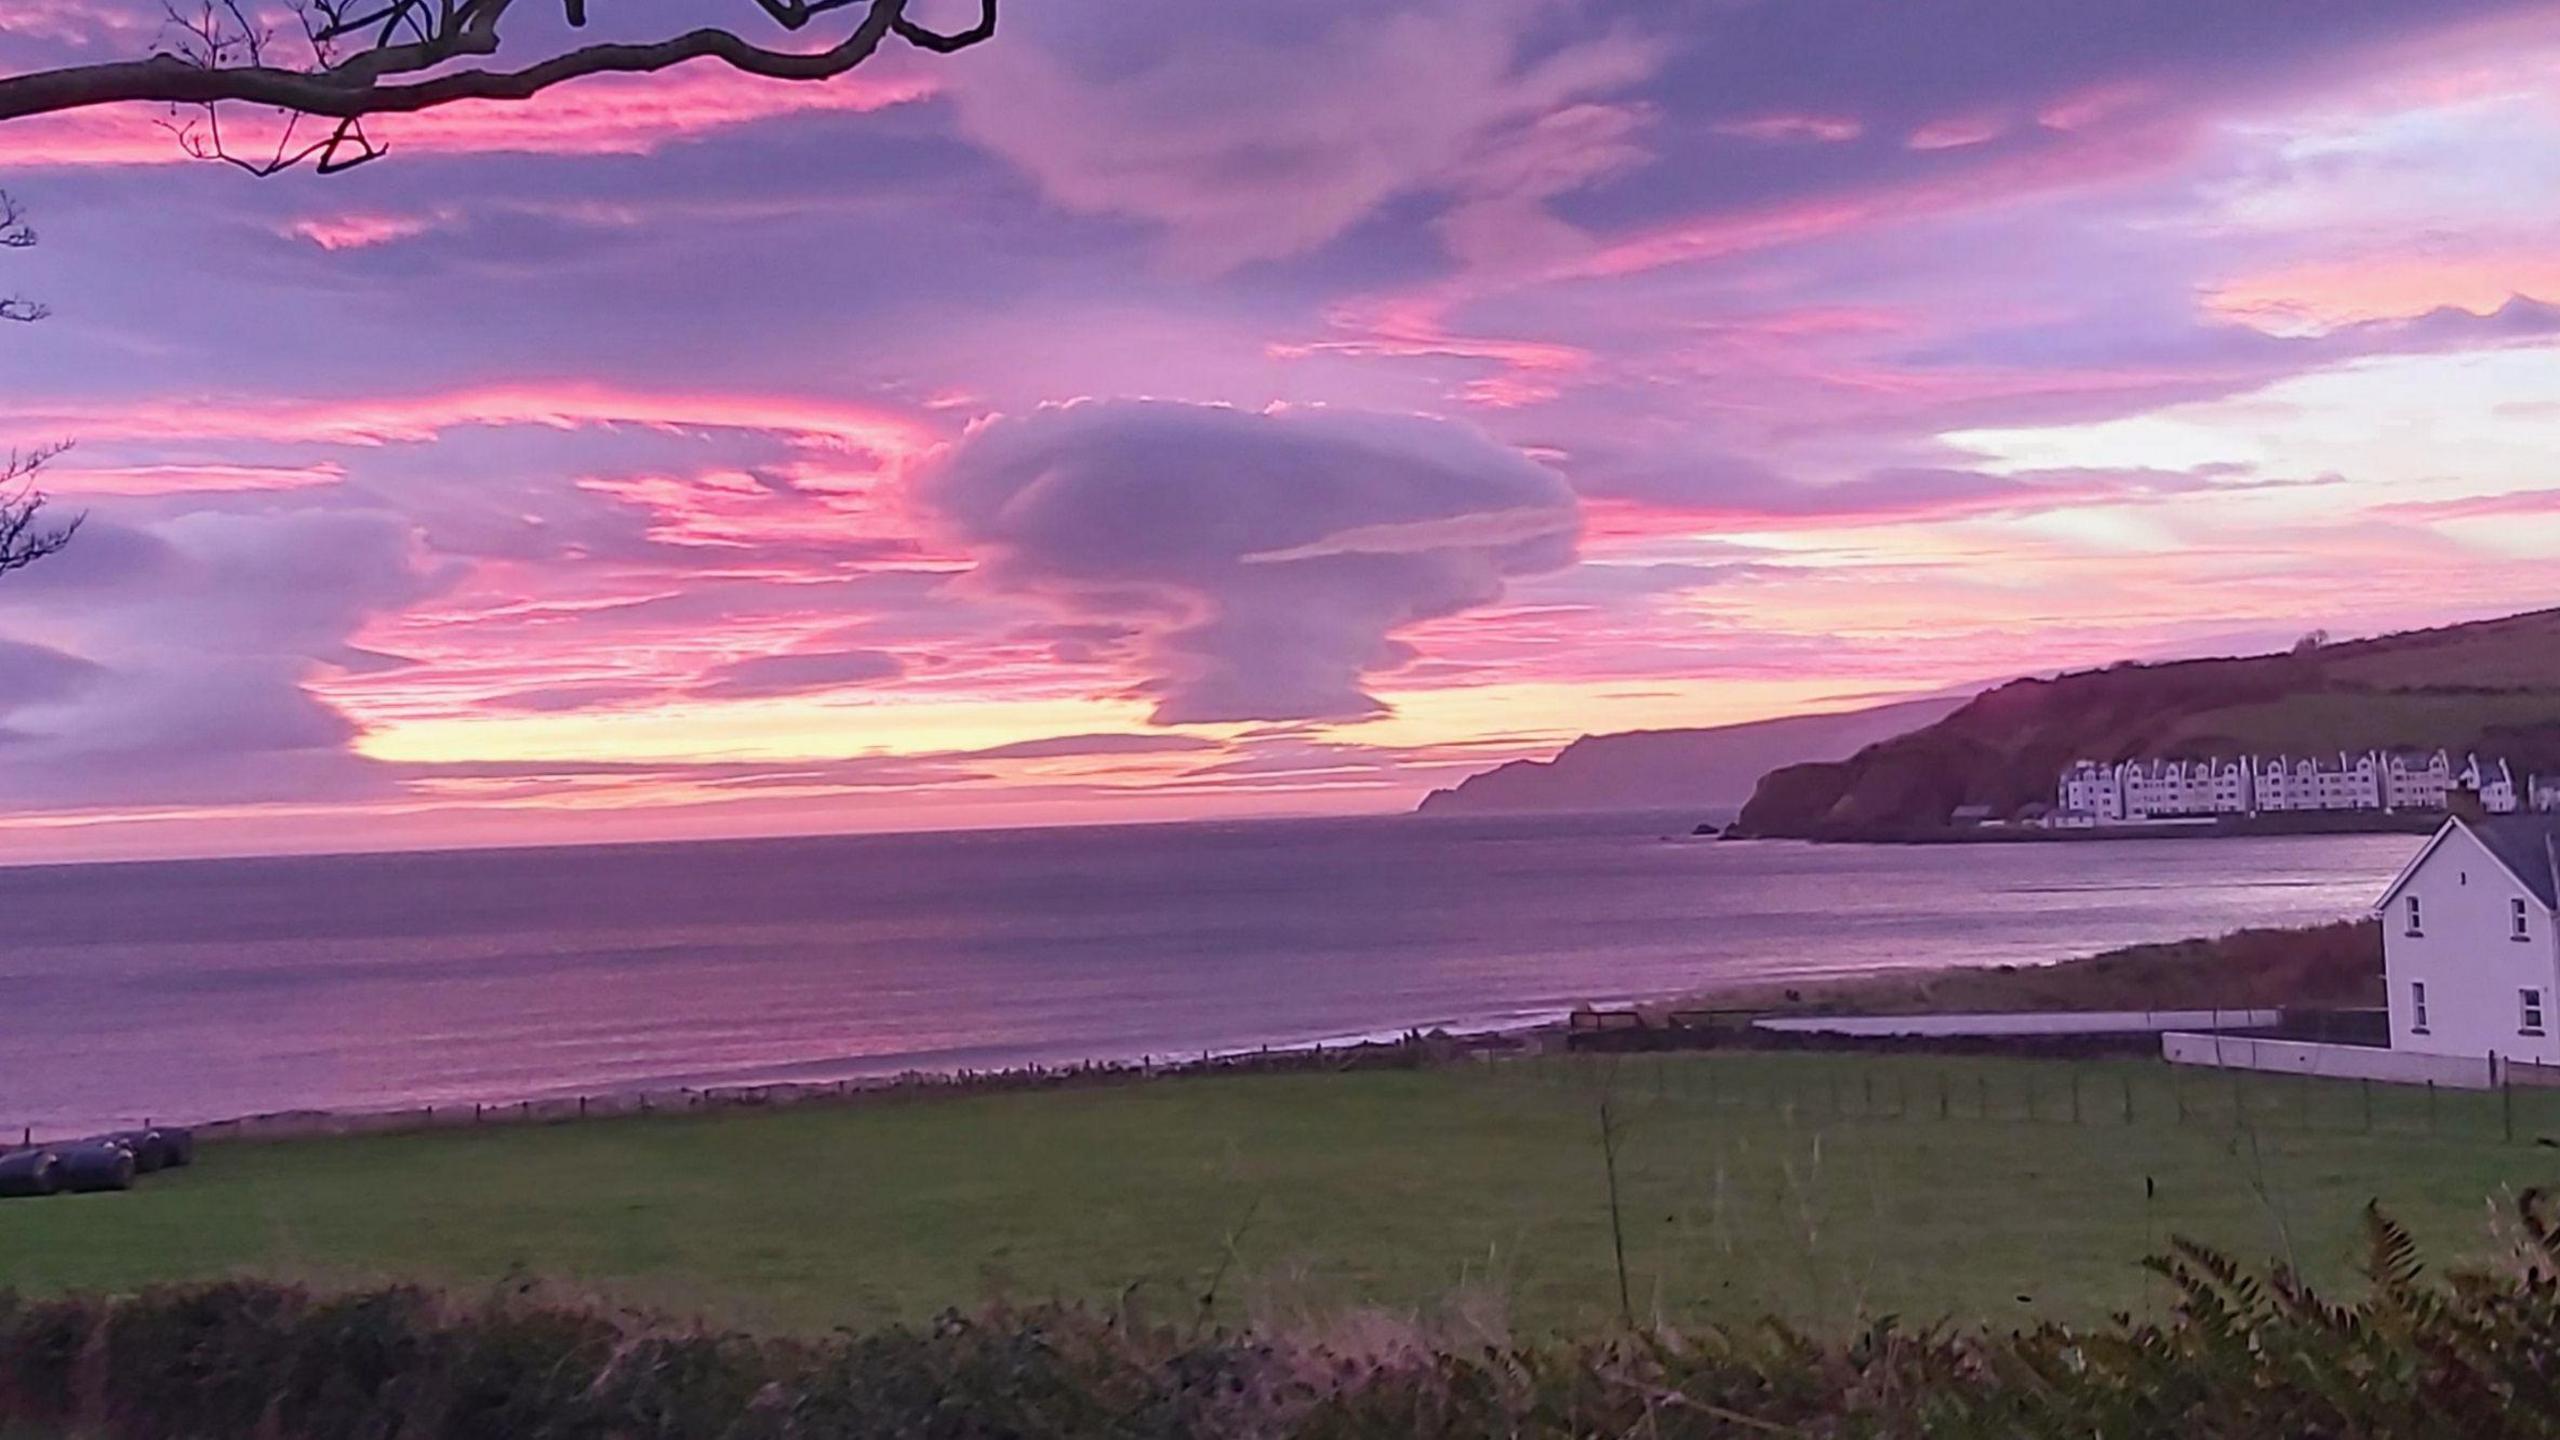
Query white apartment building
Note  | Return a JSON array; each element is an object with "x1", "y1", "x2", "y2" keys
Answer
[
  {"x1": 2058, "y1": 760, "x2": 2125, "y2": 822},
  {"x1": 2121, "y1": 757, "x2": 2252, "y2": 819},
  {"x1": 2462, "y1": 755, "x2": 2522, "y2": 815},
  {"x1": 2254, "y1": 752, "x2": 2384, "y2": 813},
  {"x1": 2383, "y1": 749, "x2": 2455, "y2": 811},
  {"x1": 2053, "y1": 748, "x2": 2528, "y2": 826}
]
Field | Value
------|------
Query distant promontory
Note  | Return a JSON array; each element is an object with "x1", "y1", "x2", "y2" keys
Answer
[{"x1": 1415, "y1": 695, "x2": 1965, "y2": 817}]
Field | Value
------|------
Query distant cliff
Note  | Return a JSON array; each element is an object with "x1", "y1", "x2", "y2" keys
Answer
[
  {"x1": 1415, "y1": 696, "x2": 1965, "y2": 817},
  {"x1": 1729, "y1": 607, "x2": 2560, "y2": 840}
]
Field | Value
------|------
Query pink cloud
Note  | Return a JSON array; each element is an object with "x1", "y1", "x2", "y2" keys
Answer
[
  {"x1": 1711, "y1": 112, "x2": 1865, "y2": 144},
  {"x1": 283, "y1": 213, "x2": 443, "y2": 252},
  {"x1": 1270, "y1": 296, "x2": 1594, "y2": 407},
  {"x1": 1905, "y1": 112, "x2": 2010, "y2": 151},
  {"x1": 0, "y1": 67, "x2": 935, "y2": 168},
  {"x1": 2207, "y1": 251, "x2": 2560, "y2": 331},
  {"x1": 45, "y1": 461, "x2": 347, "y2": 497},
  {"x1": 2369, "y1": 488, "x2": 2560, "y2": 522},
  {"x1": 2036, "y1": 82, "x2": 2153, "y2": 132},
  {"x1": 2, "y1": 382, "x2": 942, "y2": 459}
]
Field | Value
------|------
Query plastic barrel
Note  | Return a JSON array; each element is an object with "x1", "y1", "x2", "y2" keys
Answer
[
  {"x1": 0, "y1": 1149, "x2": 62, "y2": 1199},
  {"x1": 57, "y1": 1143, "x2": 136, "y2": 1194},
  {"x1": 159, "y1": 1125, "x2": 197, "y2": 1168}
]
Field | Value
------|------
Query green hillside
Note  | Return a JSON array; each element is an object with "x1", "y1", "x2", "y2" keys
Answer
[{"x1": 1731, "y1": 607, "x2": 2560, "y2": 839}]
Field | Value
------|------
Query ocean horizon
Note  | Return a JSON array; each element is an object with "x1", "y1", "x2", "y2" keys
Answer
[{"x1": 0, "y1": 812, "x2": 2411, "y2": 1139}]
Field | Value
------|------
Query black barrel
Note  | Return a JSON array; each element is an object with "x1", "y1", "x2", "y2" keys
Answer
[
  {"x1": 102, "y1": 1129, "x2": 171, "y2": 1173},
  {"x1": 0, "y1": 1149, "x2": 62, "y2": 1199},
  {"x1": 56, "y1": 1143, "x2": 136, "y2": 1194},
  {"x1": 158, "y1": 1125, "x2": 197, "y2": 1168}
]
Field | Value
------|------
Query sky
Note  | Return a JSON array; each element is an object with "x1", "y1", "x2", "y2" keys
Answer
[{"x1": 0, "y1": 0, "x2": 2556, "y2": 862}]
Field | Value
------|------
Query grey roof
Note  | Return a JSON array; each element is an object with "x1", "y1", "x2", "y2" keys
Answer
[{"x1": 2470, "y1": 815, "x2": 2560, "y2": 910}]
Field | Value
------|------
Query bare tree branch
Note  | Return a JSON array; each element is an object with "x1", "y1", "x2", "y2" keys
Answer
[
  {"x1": 0, "y1": 191, "x2": 45, "y2": 325},
  {"x1": 0, "y1": 0, "x2": 996, "y2": 174},
  {"x1": 0, "y1": 446, "x2": 82, "y2": 578},
  {"x1": 0, "y1": 198, "x2": 81, "y2": 578}
]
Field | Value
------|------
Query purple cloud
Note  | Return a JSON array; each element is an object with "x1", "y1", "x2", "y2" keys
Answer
[
  {"x1": 922, "y1": 400, "x2": 1579, "y2": 723},
  {"x1": 961, "y1": 732, "x2": 1220, "y2": 760},
  {"x1": 943, "y1": 0, "x2": 1665, "y2": 270}
]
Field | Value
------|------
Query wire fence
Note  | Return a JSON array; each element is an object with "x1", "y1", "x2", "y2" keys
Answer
[{"x1": 1482, "y1": 1048, "x2": 2560, "y2": 1147}]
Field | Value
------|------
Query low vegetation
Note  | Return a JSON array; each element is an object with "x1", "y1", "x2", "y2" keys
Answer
[
  {"x1": 12, "y1": 1199, "x2": 2560, "y2": 1438},
  {"x1": 1664, "y1": 919, "x2": 2383, "y2": 1016}
]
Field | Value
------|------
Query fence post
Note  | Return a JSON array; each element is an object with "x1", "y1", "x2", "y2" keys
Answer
[
  {"x1": 2122, "y1": 1072, "x2": 2135, "y2": 1125},
  {"x1": 1977, "y1": 1073, "x2": 1989, "y2": 1119},
  {"x1": 2070, "y1": 1071, "x2": 2082, "y2": 1125},
  {"x1": 2426, "y1": 1080, "x2": 2437, "y2": 1135},
  {"x1": 2504, "y1": 1075, "x2": 2516, "y2": 1144},
  {"x1": 1862, "y1": 1071, "x2": 1874, "y2": 1116},
  {"x1": 1938, "y1": 1072, "x2": 1950, "y2": 1120}
]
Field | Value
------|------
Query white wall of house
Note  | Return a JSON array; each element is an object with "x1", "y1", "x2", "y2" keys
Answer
[{"x1": 2383, "y1": 823, "x2": 2560, "y2": 1063}]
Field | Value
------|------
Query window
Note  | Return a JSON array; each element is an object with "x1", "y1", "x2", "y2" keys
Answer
[
  {"x1": 2405, "y1": 895, "x2": 2424, "y2": 936},
  {"x1": 2518, "y1": 899, "x2": 2535, "y2": 942},
  {"x1": 2412, "y1": 981, "x2": 2430, "y2": 1034},
  {"x1": 2526, "y1": 988, "x2": 2547, "y2": 1036}
]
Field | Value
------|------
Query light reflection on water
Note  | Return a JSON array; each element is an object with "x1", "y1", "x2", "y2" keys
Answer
[{"x1": 0, "y1": 813, "x2": 2411, "y2": 1136}]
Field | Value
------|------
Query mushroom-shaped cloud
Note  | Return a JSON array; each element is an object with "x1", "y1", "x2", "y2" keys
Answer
[{"x1": 922, "y1": 400, "x2": 1580, "y2": 725}]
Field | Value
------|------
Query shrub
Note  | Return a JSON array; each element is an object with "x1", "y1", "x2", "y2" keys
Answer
[{"x1": 16, "y1": 1200, "x2": 2560, "y2": 1436}]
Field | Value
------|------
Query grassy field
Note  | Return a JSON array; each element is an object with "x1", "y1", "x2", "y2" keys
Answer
[{"x1": 6, "y1": 1053, "x2": 2559, "y2": 1336}]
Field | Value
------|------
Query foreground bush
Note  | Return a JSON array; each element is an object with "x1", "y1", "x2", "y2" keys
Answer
[{"x1": 12, "y1": 1197, "x2": 2560, "y2": 1437}]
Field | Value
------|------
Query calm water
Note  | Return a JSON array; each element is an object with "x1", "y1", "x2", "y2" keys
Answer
[{"x1": 0, "y1": 814, "x2": 2411, "y2": 1137}]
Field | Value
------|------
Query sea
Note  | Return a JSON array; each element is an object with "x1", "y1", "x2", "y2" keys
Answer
[{"x1": 0, "y1": 813, "x2": 2415, "y2": 1139}]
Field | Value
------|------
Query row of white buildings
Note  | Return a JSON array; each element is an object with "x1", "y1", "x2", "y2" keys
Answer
[{"x1": 2054, "y1": 751, "x2": 2560, "y2": 825}]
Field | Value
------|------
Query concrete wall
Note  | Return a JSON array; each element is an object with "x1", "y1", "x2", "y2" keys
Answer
[
  {"x1": 1758, "y1": 1009, "x2": 2279, "y2": 1039},
  {"x1": 2162, "y1": 1031, "x2": 2499, "y2": 1088},
  {"x1": 2385, "y1": 824, "x2": 2560, "y2": 1063}
]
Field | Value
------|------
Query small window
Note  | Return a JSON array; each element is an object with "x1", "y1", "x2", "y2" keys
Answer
[
  {"x1": 2526, "y1": 988, "x2": 2547, "y2": 1036},
  {"x1": 2517, "y1": 899, "x2": 2534, "y2": 942},
  {"x1": 2406, "y1": 895, "x2": 2424, "y2": 936},
  {"x1": 2412, "y1": 981, "x2": 2430, "y2": 1034}
]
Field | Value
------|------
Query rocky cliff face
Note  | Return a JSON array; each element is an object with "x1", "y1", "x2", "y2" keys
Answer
[{"x1": 1415, "y1": 696, "x2": 1964, "y2": 816}]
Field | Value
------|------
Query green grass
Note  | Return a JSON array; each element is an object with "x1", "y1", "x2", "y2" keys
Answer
[
  {"x1": 5, "y1": 1055, "x2": 2558, "y2": 1336},
  {"x1": 2164, "y1": 689, "x2": 2560, "y2": 754}
]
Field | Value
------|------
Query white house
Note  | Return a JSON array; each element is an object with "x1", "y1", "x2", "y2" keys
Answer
[
  {"x1": 2376, "y1": 814, "x2": 2560, "y2": 1064},
  {"x1": 2461, "y1": 755, "x2": 2522, "y2": 814}
]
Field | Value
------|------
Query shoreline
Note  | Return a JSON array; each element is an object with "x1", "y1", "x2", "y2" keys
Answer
[
  {"x1": 20, "y1": 917, "x2": 2384, "y2": 1150},
  {"x1": 1723, "y1": 813, "x2": 2448, "y2": 844},
  {"x1": 49, "y1": 1027, "x2": 1540, "y2": 1150}
]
